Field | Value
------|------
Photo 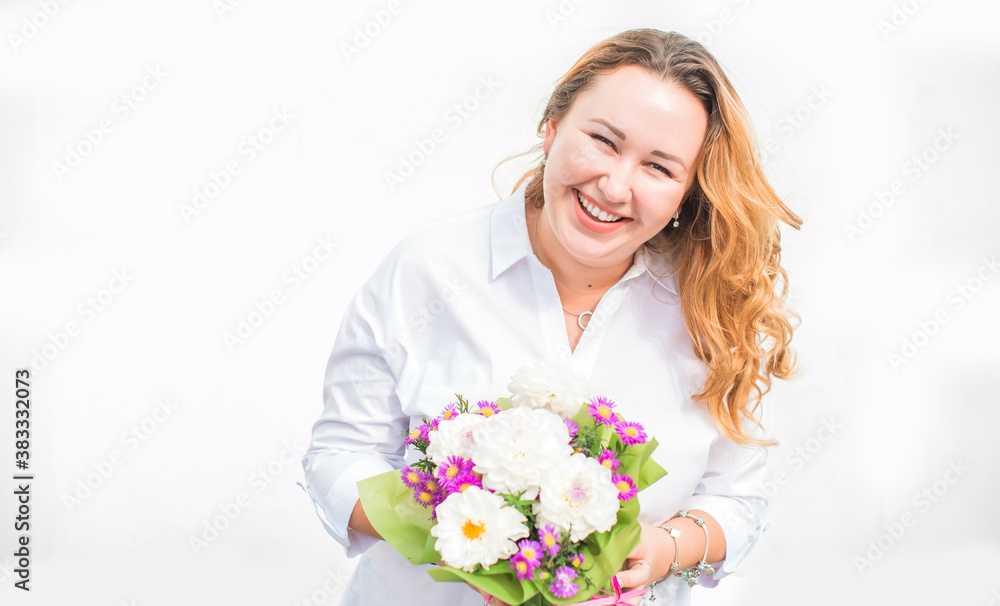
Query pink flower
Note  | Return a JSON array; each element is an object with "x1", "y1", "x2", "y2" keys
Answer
[
  {"x1": 563, "y1": 419, "x2": 579, "y2": 440},
  {"x1": 538, "y1": 524, "x2": 561, "y2": 557},
  {"x1": 612, "y1": 473, "x2": 637, "y2": 501},
  {"x1": 439, "y1": 403, "x2": 461, "y2": 421},
  {"x1": 550, "y1": 565, "x2": 579, "y2": 599},
  {"x1": 596, "y1": 449, "x2": 621, "y2": 472},
  {"x1": 475, "y1": 400, "x2": 500, "y2": 418},
  {"x1": 586, "y1": 396, "x2": 618, "y2": 426},
  {"x1": 401, "y1": 465, "x2": 422, "y2": 489},
  {"x1": 614, "y1": 420, "x2": 647, "y2": 445},
  {"x1": 509, "y1": 540, "x2": 543, "y2": 580}
]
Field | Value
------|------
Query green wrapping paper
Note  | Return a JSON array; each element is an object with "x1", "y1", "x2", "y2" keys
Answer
[{"x1": 356, "y1": 402, "x2": 667, "y2": 606}]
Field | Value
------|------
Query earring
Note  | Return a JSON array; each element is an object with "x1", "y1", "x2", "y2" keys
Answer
[{"x1": 672, "y1": 210, "x2": 680, "y2": 228}]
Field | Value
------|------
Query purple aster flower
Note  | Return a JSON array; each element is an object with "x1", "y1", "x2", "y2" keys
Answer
[
  {"x1": 596, "y1": 448, "x2": 621, "y2": 473},
  {"x1": 403, "y1": 426, "x2": 423, "y2": 446},
  {"x1": 550, "y1": 565, "x2": 579, "y2": 599},
  {"x1": 612, "y1": 473, "x2": 637, "y2": 501},
  {"x1": 475, "y1": 400, "x2": 500, "y2": 418},
  {"x1": 563, "y1": 419, "x2": 579, "y2": 440},
  {"x1": 614, "y1": 420, "x2": 647, "y2": 445},
  {"x1": 448, "y1": 471, "x2": 483, "y2": 494},
  {"x1": 436, "y1": 455, "x2": 473, "y2": 485},
  {"x1": 587, "y1": 396, "x2": 618, "y2": 426},
  {"x1": 570, "y1": 552, "x2": 586, "y2": 568},
  {"x1": 509, "y1": 539, "x2": 542, "y2": 580},
  {"x1": 538, "y1": 524, "x2": 561, "y2": 557},
  {"x1": 400, "y1": 465, "x2": 422, "y2": 489},
  {"x1": 439, "y1": 403, "x2": 461, "y2": 421}
]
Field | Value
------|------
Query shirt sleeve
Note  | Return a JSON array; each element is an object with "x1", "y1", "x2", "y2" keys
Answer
[
  {"x1": 677, "y1": 402, "x2": 774, "y2": 586},
  {"x1": 300, "y1": 262, "x2": 410, "y2": 558}
]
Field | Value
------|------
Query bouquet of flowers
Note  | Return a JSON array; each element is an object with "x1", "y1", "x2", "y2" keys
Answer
[{"x1": 357, "y1": 361, "x2": 667, "y2": 605}]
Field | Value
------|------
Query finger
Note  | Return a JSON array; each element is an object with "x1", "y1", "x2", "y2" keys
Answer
[{"x1": 615, "y1": 566, "x2": 647, "y2": 590}]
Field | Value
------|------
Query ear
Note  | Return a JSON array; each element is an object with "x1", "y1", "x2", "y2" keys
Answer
[{"x1": 542, "y1": 118, "x2": 559, "y2": 153}]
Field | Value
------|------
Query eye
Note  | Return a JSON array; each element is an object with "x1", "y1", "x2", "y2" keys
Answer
[
  {"x1": 648, "y1": 163, "x2": 675, "y2": 178},
  {"x1": 590, "y1": 133, "x2": 616, "y2": 150}
]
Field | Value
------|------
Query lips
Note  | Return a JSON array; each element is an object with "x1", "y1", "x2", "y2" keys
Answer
[{"x1": 575, "y1": 189, "x2": 630, "y2": 222}]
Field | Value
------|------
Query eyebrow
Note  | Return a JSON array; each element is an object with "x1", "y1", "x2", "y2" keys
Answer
[{"x1": 589, "y1": 118, "x2": 688, "y2": 170}]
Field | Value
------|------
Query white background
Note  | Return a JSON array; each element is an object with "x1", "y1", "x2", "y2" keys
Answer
[{"x1": 1, "y1": 1, "x2": 998, "y2": 604}]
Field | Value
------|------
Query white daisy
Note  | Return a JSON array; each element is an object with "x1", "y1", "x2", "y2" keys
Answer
[
  {"x1": 470, "y1": 406, "x2": 573, "y2": 500},
  {"x1": 534, "y1": 452, "x2": 620, "y2": 543},
  {"x1": 429, "y1": 486, "x2": 530, "y2": 572},
  {"x1": 507, "y1": 360, "x2": 591, "y2": 419}
]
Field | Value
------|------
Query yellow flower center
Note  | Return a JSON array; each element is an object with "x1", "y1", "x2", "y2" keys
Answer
[
  {"x1": 458, "y1": 482, "x2": 471, "y2": 492},
  {"x1": 461, "y1": 519, "x2": 486, "y2": 540},
  {"x1": 445, "y1": 465, "x2": 459, "y2": 479},
  {"x1": 522, "y1": 548, "x2": 537, "y2": 560},
  {"x1": 426, "y1": 480, "x2": 438, "y2": 492},
  {"x1": 409, "y1": 429, "x2": 421, "y2": 439},
  {"x1": 406, "y1": 471, "x2": 421, "y2": 484},
  {"x1": 598, "y1": 405, "x2": 612, "y2": 418},
  {"x1": 544, "y1": 534, "x2": 556, "y2": 548},
  {"x1": 419, "y1": 491, "x2": 433, "y2": 504},
  {"x1": 625, "y1": 426, "x2": 638, "y2": 438},
  {"x1": 601, "y1": 459, "x2": 613, "y2": 469},
  {"x1": 480, "y1": 408, "x2": 494, "y2": 417},
  {"x1": 616, "y1": 480, "x2": 631, "y2": 493},
  {"x1": 515, "y1": 561, "x2": 528, "y2": 574}
]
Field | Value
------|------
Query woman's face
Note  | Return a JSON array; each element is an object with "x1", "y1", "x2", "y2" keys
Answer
[{"x1": 541, "y1": 64, "x2": 708, "y2": 270}]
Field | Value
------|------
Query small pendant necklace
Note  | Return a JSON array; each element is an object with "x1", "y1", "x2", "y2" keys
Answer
[{"x1": 533, "y1": 208, "x2": 595, "y2": 331}]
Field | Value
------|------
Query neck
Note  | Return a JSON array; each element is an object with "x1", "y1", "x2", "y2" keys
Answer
[{"x1": 529, "y1": 204, "x2": 633, "y2": 300}]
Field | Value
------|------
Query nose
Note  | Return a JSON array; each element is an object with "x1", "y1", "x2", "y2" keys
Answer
[{"x1": 598, "y1": 160, "x2": 632, "y2": 204}]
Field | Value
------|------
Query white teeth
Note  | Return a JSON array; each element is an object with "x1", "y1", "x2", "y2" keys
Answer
[{"x1": 576, "y1": 191, "x2": 624, "y2": 223}]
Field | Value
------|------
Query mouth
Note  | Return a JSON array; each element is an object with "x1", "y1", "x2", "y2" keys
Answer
[{"x1": 575, "y1": 189, "x2": 629, "y2": 223}]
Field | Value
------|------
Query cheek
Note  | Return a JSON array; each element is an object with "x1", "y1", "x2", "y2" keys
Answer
[{"x1": 553, "y1": 139, "x2": 608, "y2": 182}]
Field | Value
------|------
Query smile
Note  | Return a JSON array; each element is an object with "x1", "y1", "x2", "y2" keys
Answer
[{"x1": 576, "y1": 190, "x2": 626, "y2": 223}]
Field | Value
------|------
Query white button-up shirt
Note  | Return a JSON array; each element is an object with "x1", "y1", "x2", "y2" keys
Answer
[{"x1": 301, "y1": 180, "x2": 772, "y2": 605}]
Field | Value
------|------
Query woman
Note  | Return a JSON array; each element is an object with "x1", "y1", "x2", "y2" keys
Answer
[{"x1": 301, "y1": 28, "x2": 801, "y2": 605}]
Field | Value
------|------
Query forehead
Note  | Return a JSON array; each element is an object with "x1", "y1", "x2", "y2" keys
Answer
[{"x1": 567, "y1": 64, "x2": 705, "y2": 127}]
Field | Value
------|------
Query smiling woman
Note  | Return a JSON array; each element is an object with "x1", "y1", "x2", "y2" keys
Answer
[{"x1": 302, "y1": 27, "x2": 801, "y2": 606}]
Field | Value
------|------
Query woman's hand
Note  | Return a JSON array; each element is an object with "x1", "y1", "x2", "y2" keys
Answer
[
  {"x1": 468, "y1": 583, "x2": 511, "y2": 606},
  {"x1": 615, "y1": 521, "x2": 674, "y2": 603}
]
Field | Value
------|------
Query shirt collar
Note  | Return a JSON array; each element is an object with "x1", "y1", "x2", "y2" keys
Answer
[{"x1": 489, "y1": 182, "x2": 678, "y2": 295}]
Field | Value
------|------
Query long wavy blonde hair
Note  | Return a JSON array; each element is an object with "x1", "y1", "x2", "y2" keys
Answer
[{"x1": 499, "y1": 29, "x2": 801, "y2": 447}]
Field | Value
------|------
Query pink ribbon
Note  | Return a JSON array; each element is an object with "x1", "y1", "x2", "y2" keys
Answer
[{"x1": 566, "y1": 575, "x2": 645, "y2": 606}]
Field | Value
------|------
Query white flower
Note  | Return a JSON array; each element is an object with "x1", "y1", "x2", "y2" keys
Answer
[
  {"x1": 429, "y1": 486, "x2": 530, "y2": 572},
  {"x1": 535, "y1": 452, "x2": 620, "y2": 543},
  {"x1": 426, "y1": 413, "x2": 487, "y2": 465},
  {"x1": 507, "y1": 360, "x2": 591, "y2": 419},
  {"x1": 470, "y1": 407, "x2": 573, "y2": 500}
]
